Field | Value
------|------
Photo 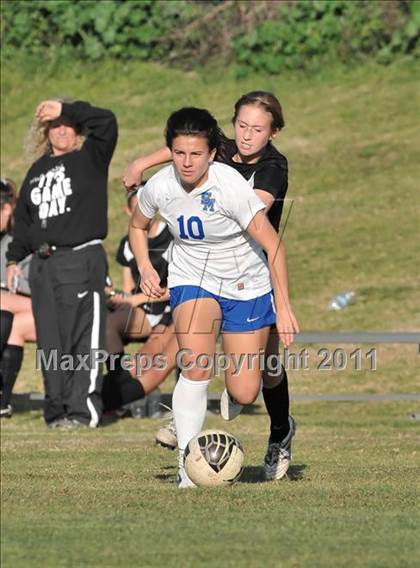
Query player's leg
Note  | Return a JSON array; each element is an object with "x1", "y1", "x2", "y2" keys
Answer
[
  {"x1": 102, "y1": 323, "x2": 178, "y2": 412},
  {"x1": 135, "y1": 323, "x2": 177, "y2": 392},
  {"x1": 222, "y1": 326, "x2": 269, "y2": 406},
  {"x1": 103, "y1": 304, "x2": 154, "y2": 410},
  {"x1": 220, "y1": 292, "x2": 275, "y2": 420},
  {"x1": 262, "y1": 329, "x2": 295, "y2": 480},
  {"x1": 0, "y1": 310, "x2": 36, "y2": 417},
  {"x1": 106, "y1": 304, "x2": 152, "y2": 354},
  {"x1": 0, "y1": 290, "x2": 33, "y2": 315},
  {"x1": 171, "y1": 294, "x2": 221, "y2": 487},
  {"x1": 0, "y1": 309, "x2": 13, "y2": 355}
]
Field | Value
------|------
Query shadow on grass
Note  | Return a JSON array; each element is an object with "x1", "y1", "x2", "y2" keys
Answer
[
  {"x1": 155, "y1": 465, "x2": 176, "y2": 484},
  {"x1": 240, "y1": 463, "x2": 307, "y2": 483},
  {"x1": 154, "y1": 464, "x2": 307, "y2": 485}
]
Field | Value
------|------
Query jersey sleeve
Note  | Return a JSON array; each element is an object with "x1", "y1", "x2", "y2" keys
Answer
[
  {"x1": 136, "y1": 180, "x2": 158, "y2": 219},
  {"x1": 223, "y1": 171, "x2": 266, "y2": 230},
  {"x1": 254, "y1": 161, "x2": 288, "y2": 200},
  {"x1": 116, "y1": 236, "x2": 130, "y2": 267}
]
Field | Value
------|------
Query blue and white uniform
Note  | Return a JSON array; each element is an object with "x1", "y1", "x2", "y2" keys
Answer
[{"x1": 137, "y1": 162, "x2": 276, "y2": 332}]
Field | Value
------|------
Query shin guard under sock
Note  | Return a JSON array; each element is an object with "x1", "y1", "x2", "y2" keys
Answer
[{"x1": 262, "y1": 366, "x2": 290, "y2": 442}]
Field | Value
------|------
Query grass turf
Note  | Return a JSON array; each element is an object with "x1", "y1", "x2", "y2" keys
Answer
[{"x1": 1, "y1": 402, "x2": 419, "y2": 568}]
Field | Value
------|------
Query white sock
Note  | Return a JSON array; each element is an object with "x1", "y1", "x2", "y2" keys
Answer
[{"x1": 172, "y1": 374, "x2": 210, "y2": 452}]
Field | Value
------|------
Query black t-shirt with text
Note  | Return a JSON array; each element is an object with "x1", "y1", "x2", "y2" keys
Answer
[{"x1": 7, "y1": 101, "x2": 118, "y2": 262}]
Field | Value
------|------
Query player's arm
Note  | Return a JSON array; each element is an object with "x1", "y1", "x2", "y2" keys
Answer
[
  {"x1": 246, "y1": 211, "x2": 299, "y2": 347},
  {"x1": 122, "y1": 266, "x2": 135, "y2": 294},
  {"x1": 255, "y1": 189, "x2": 275, "y2": 211},
  {"x1": 109, "y1": 288, "x2": 170, "y2": 307},
  {"x1": 123, "y1": 147, "x2": 171, "y2": 189},
  {"x1": 128, "y1": 206, "x2": 164, "y2": 298}
]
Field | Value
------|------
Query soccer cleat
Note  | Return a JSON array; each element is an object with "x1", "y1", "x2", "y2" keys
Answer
[
  {"x1": 0, "y1": 405, "x2": 13, "y2": 419},
  {"x1": 155, "y1": 418, "x2": 177, "y2": 450},
  {"x1": 264, "y1": 415, "x2": 296, "y2": 481},
  {"x1": 220, "y1": 388, "x2": 243, "y2": 421}
]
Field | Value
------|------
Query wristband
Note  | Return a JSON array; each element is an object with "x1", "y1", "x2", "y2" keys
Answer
[{"x1": 6, "y1": 261, "x2": 17, "y2": 267}]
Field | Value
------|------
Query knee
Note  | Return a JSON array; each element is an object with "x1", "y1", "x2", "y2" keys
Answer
[
  {"x1": 182, "y1": 368, "x2": 211, "y2": 381},
  {"x1": 234, "y1": 390, "x2": 259, "y2": 406}
]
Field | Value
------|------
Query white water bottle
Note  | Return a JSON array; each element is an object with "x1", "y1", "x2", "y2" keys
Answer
[{"x1": 328, "y1": 291, "x2": 356, "y2": 311}]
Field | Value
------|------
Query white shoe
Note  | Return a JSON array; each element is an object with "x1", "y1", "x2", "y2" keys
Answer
[
  {"x1": 220, "y1": 388, "x2": 243, "y2": 421},
  {"x1": 155, "y1": 418, "x2": 177, "y2": 450},
  {"x1": 176, "y1": 465, "x2": 196, "y2": 489},
  {"x1": 264, "y1": 416, "x2": 296, "y2": 481}
]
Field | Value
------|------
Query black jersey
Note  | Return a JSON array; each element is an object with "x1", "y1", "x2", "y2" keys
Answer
[
  {"x1": 7, "y1": 101, "x2": 118, "y2": 262},
  {"x1": 219, "y1": 139, "x2": 288, "y2": 230},
  {"x1": 117, "y1": 222, "x2": 173, "y2": 315}
]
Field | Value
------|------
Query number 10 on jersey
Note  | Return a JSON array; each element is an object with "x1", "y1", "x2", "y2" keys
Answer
[{"x1": 177, "y1": 215, "x2": 205, "y2": 240}]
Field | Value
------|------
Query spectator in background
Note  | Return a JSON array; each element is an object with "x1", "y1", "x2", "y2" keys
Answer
[
  {"x1": 6, "y1": 99, "x2": 117, "y2": 429},
  {"x1": 103, "y1": 187, "x2": 178, "y2": 428}
]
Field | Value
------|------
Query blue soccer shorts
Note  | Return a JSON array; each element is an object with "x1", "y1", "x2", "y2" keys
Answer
[{"x1": 169, "y1": 285, "x2": 276, "y2": 332}]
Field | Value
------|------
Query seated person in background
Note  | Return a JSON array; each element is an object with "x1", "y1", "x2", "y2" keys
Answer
[
  {"x1": 103, "y1": 188, "x2": 179, "y2": 421},
  {"x1": 1, "y1": 178, "x2": 35, "y2": 418}
]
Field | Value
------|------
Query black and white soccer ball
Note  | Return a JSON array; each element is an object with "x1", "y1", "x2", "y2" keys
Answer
[{"x1": 184, "y1": 429, "x2": 244, "y2": 487}]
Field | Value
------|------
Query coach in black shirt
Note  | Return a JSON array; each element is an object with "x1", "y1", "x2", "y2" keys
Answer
[{"x1": 6, "y1": 99, "x2": 118, "y2": 428}]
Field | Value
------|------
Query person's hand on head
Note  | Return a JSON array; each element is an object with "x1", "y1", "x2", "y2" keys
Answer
[{"x1": 35, "y1": 100, "x2": 63, "y2": 123}]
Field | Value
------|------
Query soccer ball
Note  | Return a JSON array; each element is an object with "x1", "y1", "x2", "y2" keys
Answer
[{"x1": 184, "y1": 429, "x2": 244, "y2": 487}]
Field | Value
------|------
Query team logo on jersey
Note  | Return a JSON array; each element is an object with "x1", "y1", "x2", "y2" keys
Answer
[{"x1": 201, "y1": 191, "x2": 215, "y2": 212}]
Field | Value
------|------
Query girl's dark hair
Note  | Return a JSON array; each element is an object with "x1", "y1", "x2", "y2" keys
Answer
[
  {"x1": 165, "y1": 107, "x2": 220, "y2": 151},
  {"x1": 232, "y1": 91, "x2": 285, "y2": 130},
  {"x1": 0, "y1": 178, "x2": 17, "y2": 233}
]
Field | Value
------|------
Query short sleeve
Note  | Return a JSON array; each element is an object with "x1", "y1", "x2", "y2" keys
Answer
[
  {"x1": 254, "y1": 162, "x2": 288, "y2": 200},
  {"x1": 137, "y1": 180, "x2": 158, "y2": 219},
  {"x1": 116, "y1": 236, "x2": 132, "y2": 267},
  {"x1": 223, "y1": 171, "x2": 266, "y2": 230}
]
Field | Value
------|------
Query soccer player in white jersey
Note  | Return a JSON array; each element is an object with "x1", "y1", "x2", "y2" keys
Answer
[
  {"x1": 129, "y1": 107, "x2": 298, "y2": 487},
  {"x1": 125, "y1": 92, "x2": 296, "y2": 481}
]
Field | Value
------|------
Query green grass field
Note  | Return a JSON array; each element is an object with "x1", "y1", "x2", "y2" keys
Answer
[
  {"x1": 2, "y1": 402, "x2": 419, "y2": 567},
  {"x1": 1, "y1": 56, "x2": 420, "y2": 567}
]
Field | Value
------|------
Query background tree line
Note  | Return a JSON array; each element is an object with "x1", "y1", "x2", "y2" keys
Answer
[{"x1": 1, "y1": 0, "x2": 419, "y2": 74}]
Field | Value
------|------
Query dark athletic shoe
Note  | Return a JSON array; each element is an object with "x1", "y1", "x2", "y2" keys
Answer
[{"x1": 264, "y1": 416, "x2": 296, "y2": 481}]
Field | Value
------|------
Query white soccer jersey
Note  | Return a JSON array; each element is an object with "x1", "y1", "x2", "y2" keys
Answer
[{"x1": 137, "y1": 162, "x2": 272, "y2": 300}]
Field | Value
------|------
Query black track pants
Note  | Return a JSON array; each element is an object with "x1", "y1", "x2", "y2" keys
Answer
[{"x1": 30, "y1": 245, "x2": 107, "y2": 426}]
